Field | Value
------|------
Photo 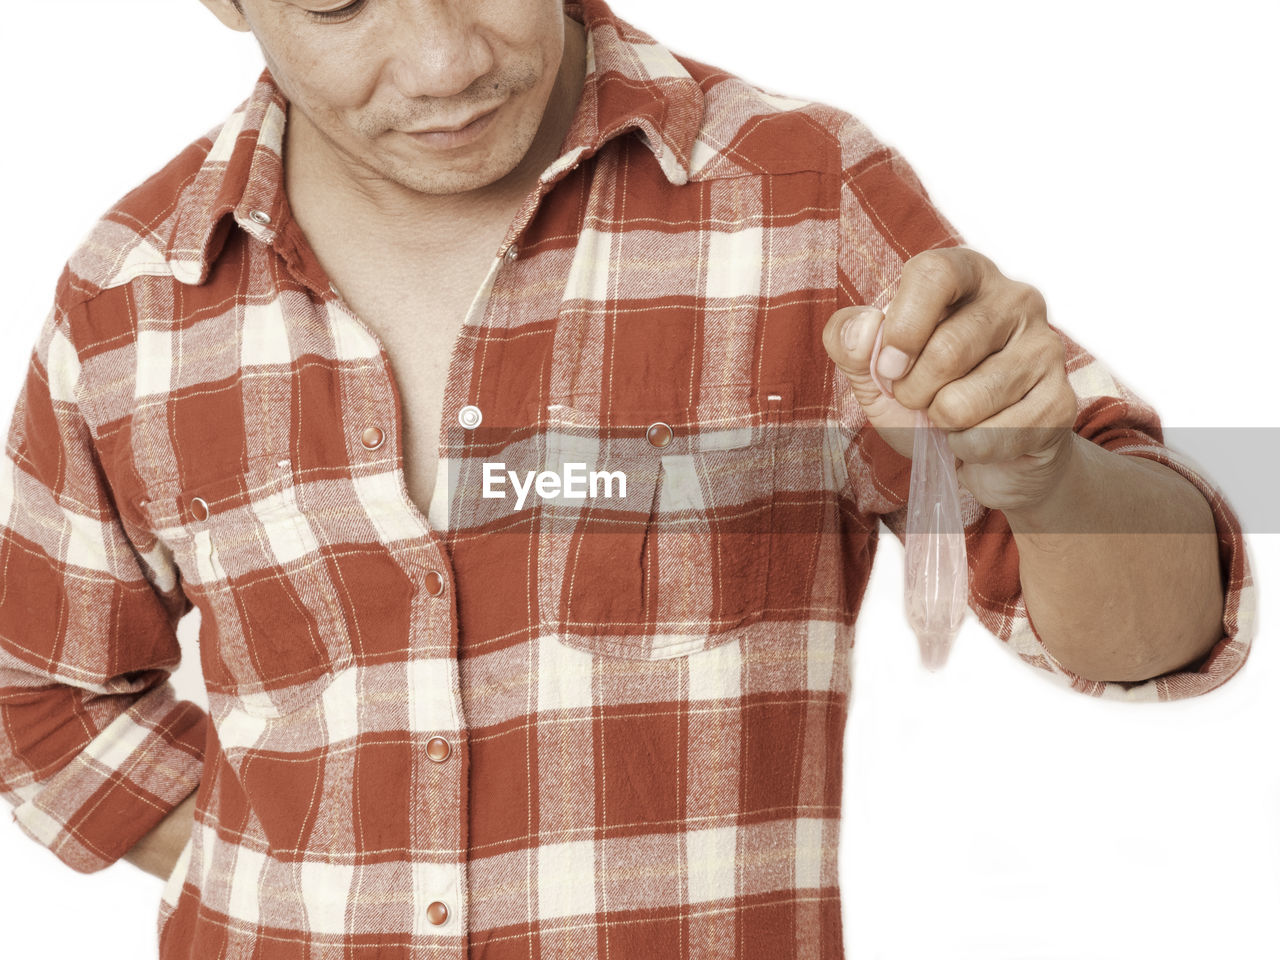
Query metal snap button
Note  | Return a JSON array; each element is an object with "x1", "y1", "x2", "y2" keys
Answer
[
  {"x1": 248, "y1": 209, "x2": 272, "y2": 225},
  {"x1": 425, "y1": 571, "x2": 445, "y2": 596},
  {"x1": 361, "y1": 426, "x2": 385, "y2": 450},
  {"x1": 426, "y1": 736, "x2": 451, "y2": 762},
  {"x1": 458, "y1": 405, "x2": 482, "y2": 429},
  {"x1": 190, "y1": 497, "x2": 209, "y2": 522},
  {"x1": 504, "y1": 244, "x2": 518, "y2": 262},
  {"x1": 646, "y1": 421, "x2": 673, "y2": 447},
  {"x1": 426, "y1": 901, "x2": 449, "y2": 925}
]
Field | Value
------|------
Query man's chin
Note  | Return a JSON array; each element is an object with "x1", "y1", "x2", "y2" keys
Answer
[
  {"x1": 380, "y1": 160, "x2": 520, "y2": 197},
  {"x1": 393, "y1": 142, "x2": 541, "y2": 196}
]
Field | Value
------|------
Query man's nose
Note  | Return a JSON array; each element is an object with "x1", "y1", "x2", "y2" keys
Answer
[{"x1": 386, "y1": 2, "x2": 494, "y2": 102}]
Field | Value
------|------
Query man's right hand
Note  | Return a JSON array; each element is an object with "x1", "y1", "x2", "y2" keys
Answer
[{"x1": 122, "y1": 789, "x2": 199, "y2": 881}]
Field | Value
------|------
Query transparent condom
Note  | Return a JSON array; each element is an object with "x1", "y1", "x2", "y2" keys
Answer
[{"x1": 869, "y1": 318, "x2": 969, "y2": 670}]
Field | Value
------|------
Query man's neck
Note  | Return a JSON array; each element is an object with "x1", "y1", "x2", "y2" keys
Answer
[{"x1": 282, "y1": 13, "x2": 587, "y2": 254}]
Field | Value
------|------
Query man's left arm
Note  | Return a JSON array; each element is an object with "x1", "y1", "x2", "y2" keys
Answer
[
  {"x1": 826, "y1": 245, "x2": 1255, "y2": 697},
  {"x1": 1001, "y1": 428, "x2": 1224, "y2": 683}
]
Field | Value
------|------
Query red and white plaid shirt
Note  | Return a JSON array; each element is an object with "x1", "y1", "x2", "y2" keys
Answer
[{"x1": 0, "y1": 0, "x2": 1255, "y2": 956}]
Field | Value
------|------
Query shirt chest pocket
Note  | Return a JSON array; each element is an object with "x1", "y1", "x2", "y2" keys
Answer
[
  {"x1": 139, "y1": 460, "x2": 356, "y2": 716},
  {"x1": 537, "y1": 385, "x2": 792, "y2": 659}
]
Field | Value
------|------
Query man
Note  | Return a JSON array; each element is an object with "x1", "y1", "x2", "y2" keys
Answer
[{"x1": 0, "y1": 1, "x2": 1255, "y2": 958}]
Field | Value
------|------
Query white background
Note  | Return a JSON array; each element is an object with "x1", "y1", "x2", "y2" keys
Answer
[{"x1": 1, "y1": 2, "x2": 1276, "y2": 958}]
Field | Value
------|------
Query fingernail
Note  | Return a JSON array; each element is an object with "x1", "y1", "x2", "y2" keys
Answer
[
  {"x1": 876, "y1": 346, "x2": 909, "y2": 380},
  {"x1": 841, "y1": 308, "x2": 880, "y2": 353}
]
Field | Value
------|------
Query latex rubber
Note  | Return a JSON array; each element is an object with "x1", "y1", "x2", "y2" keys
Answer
[{"x1": 869, "y1": 317, "x2": 969, "y2": 671}]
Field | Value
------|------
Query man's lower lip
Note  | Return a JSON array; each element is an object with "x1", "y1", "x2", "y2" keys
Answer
[{"x1": 406, "y1": 108, "x2": 499, "y2": 148}]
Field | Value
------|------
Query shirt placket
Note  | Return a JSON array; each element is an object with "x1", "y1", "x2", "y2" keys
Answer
[
  {"x1": 258, "y1": 169, "x2": 570, "y2": 952},
  {"x1": 243, "y1": 221, "x2": 467, "y2": 951}
]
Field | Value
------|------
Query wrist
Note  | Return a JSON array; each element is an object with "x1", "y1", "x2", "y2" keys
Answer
[{"x1": 1002, "y1": 433, "x2": 1094, "y2": 536}]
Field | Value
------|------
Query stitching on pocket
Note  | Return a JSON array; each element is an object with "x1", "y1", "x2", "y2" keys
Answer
[
  {"x1": 538, "y1": 412, "x2": 661, "y2": 632},
  {"x1": 539, "y1": 384, "x2": 793, "y2": 659},
  {"x1": 138, "y1": 459, "x2": 354, "y2": 716}
]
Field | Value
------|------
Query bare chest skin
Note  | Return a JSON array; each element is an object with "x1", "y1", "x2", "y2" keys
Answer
[
  {"x1": 325, "y1": 243, "x2": 502, "y2": 520},
  {"x1": 280, "y1": 125, "x2": 547, "y2": 524}
]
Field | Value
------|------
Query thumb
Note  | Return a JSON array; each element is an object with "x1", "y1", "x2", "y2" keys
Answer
[
  {"x1": 823, "y1": 306, "x2": 916, "y2": 451},
  {"x1": 824, "y1": 306, "x2": 891, "y2": 408}
]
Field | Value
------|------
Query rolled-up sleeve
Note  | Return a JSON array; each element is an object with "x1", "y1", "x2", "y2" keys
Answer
[
  {"x1": 0, "y1": 292, "x2": 207, "y2": 873},
  {"x1": 831, "y1": 112, "x2": 1256, "y2": 701},
  {"x1": 876, "y1": 328, "x2": 1255, "y2": 701}
]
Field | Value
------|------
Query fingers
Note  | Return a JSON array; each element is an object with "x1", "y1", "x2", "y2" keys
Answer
[
  {"x1": 890, "y1": 276, "x2": 1046, "y2": 414},
  {"x1": 925, "y1": 323, "x2": 1043, "y2": 429},
  {"x1": 944, "y1": 372, "x2": 1077, "y2": 464},
  {"x1": 876, "y1": 247, "x2": 987, "y2": 388}
]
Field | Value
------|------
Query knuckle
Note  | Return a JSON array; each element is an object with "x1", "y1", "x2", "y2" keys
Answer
[
  {"x1": 905, "y1": 250, "x2": 956, "y2": 289},
  {"x1": 928, "y1": 328, "x2": 968, "y2": 371},
  {"x1": 1019, "y1": 282, "x2": 1048, "y2": 317},
  {"x1": 1004, "y1": 283, "x2": 1047, "y2": 342},
  {"x1": 930, "y1": 383, "x2": 968, "y2": 428},
  {"x1": 980, "y1": 377, "x2": 1005, "y2": 416},
  {"x1": 1042, "y1": 330, "x2": 1067, "y2": 368},
  {"x1": 1034, "y1": 379, "x2": 1075, "y2": 432},
  {"x1": 968, "y1": 305, "x2": 998, "y2": 333}
]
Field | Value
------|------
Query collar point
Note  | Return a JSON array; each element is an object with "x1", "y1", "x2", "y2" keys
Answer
[{"x1": 662, "y1": 157, "x2": 691, "y2": 186}]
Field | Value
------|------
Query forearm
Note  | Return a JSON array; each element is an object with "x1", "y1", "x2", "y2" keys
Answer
[
  {"x1": 1001, "y1": 434, "x2": 1225, "y2": 683},
  {"x1": 121, "y1": 789, "x2": 199, "y2": 881}
]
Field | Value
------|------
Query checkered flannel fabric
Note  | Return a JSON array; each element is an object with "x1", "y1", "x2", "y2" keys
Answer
[{"x1": 0, "y1": 0, "x2": 1255, "y2": 956}]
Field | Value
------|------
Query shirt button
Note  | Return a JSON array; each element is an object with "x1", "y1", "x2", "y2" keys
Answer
[
  {"x1": 248, "y1": 209, "x2": 272, "y2": 225},
  {"x1": 426, "y1": 736, "x2": 451, "y2": 762},
  {"x1": 458, "y1": 405, "x2": 482, "y2": 429},
  {"x1": 426, "y1": 901, "x2": 450, "y2": 925},
  {"x1": 425, "y1": 570, "x2": 445, "y2": 596},
  {"x1": 361, "y1": 426, "x2": 385, "y2": 450},
  {"x1": 189, "y1": 497, "x2": 210, "y2": 522},
  {"x1": 646, "y1": 421, "x2": 673, "y2": 447},
  {"x1": 504, "y1": 244, "x2": 518, "y2": 262}
]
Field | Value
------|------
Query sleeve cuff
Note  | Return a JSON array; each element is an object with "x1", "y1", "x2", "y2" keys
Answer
[{"x1": 11, "y1": 683, "x2": 207, "y2": 873}]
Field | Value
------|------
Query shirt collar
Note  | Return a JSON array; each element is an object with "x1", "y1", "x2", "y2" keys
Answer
[{"x1": 166, "y1": 0, "x2": 704, "y2": 286}]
